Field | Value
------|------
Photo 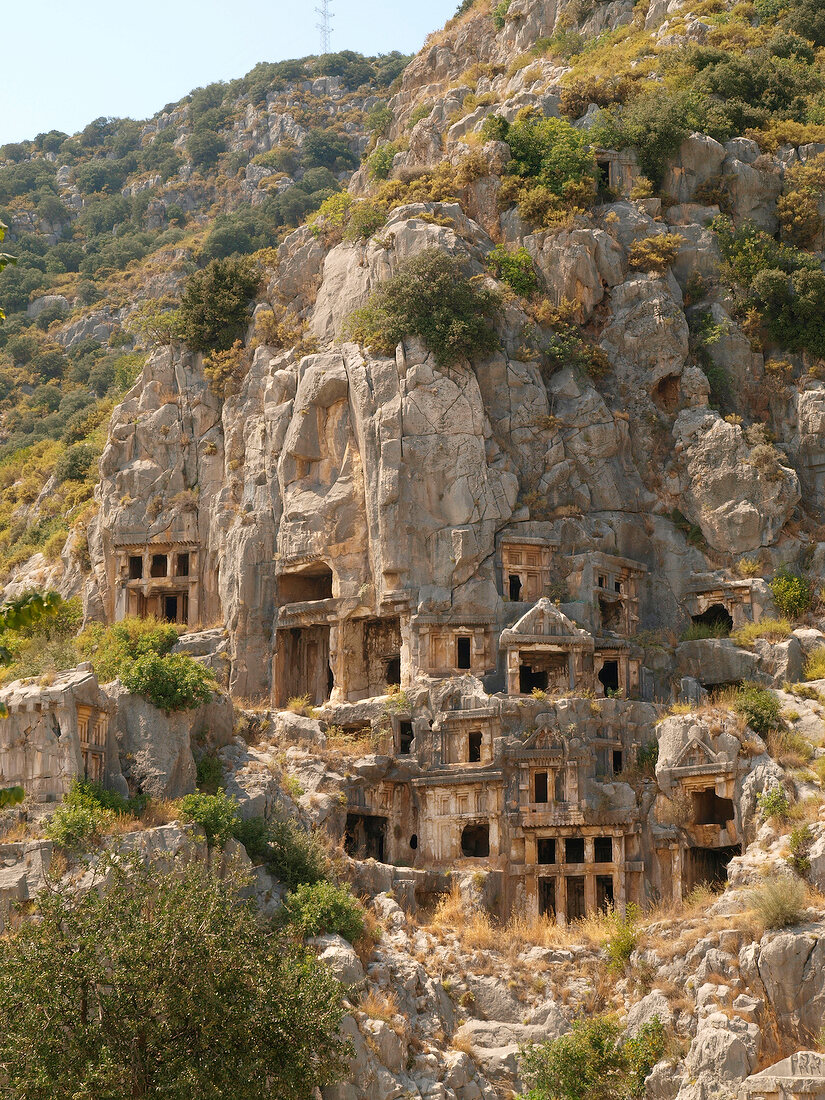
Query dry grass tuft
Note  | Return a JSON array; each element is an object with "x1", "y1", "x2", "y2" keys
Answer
[{"x1": 360, "y1": 988, "x2": 399, "y2": 1021}]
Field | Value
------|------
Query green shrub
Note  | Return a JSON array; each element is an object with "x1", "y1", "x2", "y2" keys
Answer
[
  {"x1": 604, "y1": 903, "x2": 640, "y2": 973},
  {"x1": 345, "y1": 247, "x2": 501, "y2": 366},
  {"x1": 504, "y1": 112, "x2": 596, "y2": 197},
  {"x1": 196, "y1": 752, "x2": 225, "y2": 794},
  {"x1": 752, "y1": 875, "x2": 808, "y2": 929},
  {"x1": 0, "y1": 857, "x2": 350, "y2": 1099},
  {"x1": 54, "y1": 443, "x2": 96, "y2": 483},
  {"x1": 0, "y1": 786, "x2": 24, "y2": 809},
  {"x1": 492, "y1": 0, "x2": 511, "y2": 28},
  {"x1": 788, "y1": 824, "x2": 813, "y2": 875},
  {"x1": 280, "y1": 880, "x2": 366, "y2": 944},
  {"x1": 757, "y1": 785, "x2": 790, "y2": 821},
  {"x1": 519, "y1": 1013, "x2": 665, "y2": 1100},
  {"x1": 232, "y1": 815, "x2": 270, "y2": 862},
  {"x1": 179, "y1": 257, "x2": 261, "y2": 354},
  {"x1": 266, "y1": 818, "x2": 329, "y2": 890},
  {"x1": 735, "y1": 683, "x2": 783, "y2": 736},
  {"x1": 120, "y1": 652, "x2": 215, "y2": 712},
  {"x1": 637, "y1": 741, "x2": 659, "y2": 774},
  {"x1": 590, "y1": 89, "x2": 706, "y2": 184},
  {"x1": 43, "y1": 779, "x2": 135, "y2": 850},
  {"x1": 186, "y1": 131, "x2": 226, "y2": 171},
  {"x1": 770, "y1": 567, "x2": 811, "y2": 618},
  {"x1": 367, "y1": 143, "x2": 396, "y2": 180},
  {"x1": 486, "y1": 245, "x2": 538, "y2": 296},
  {"x1": 627, "y1": 234, "x2": 685, "y2": 275},
  {"x1": 77, "y1": 617, "x2": 180, "y2": 683},
  {"x1": 343, "y1": 201, "x2": 387, "y2": 241},
  {"x1": 180, "y1": 789, "x2": 241, "y2": 847}
]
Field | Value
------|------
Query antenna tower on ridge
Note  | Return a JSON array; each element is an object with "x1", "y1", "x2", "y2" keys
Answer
[{"x1": 316, "y1": 0, "x2": 333, "y2": 54}]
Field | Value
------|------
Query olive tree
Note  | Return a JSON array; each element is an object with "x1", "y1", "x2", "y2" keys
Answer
[{"x1": 0, "y1": 858, "x2": 351, "y2": 1099}]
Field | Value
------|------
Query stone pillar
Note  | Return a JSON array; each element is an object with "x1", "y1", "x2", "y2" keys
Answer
[
  {"x1": 568, "y1": 650, "x2": 576, "y2": 691},
  {"x1": 615, "y1": 833, "x2": 627, "y2": 915},
  {"x1": 556, "y1": 874, "x2": 568, "y2": 927},
  {"x1": 584, "y1": 836, "x2": 596, "y2": 914}
]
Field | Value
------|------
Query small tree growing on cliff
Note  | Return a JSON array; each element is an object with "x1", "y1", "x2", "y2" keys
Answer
[
  {"x1": 179, "y1": 257, "x2": 261, "y2": 353},
  {"x1": 0, "y1": 858, "x2": 351, "y2": 1099},
  {"x1": 345, "y1": 247, "x2": 500, "y2": 365}
]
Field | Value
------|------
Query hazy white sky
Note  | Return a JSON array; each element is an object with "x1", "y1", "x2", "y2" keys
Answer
[{"x1": 1, "y1": 0, "x2": 456, "y2": 145}]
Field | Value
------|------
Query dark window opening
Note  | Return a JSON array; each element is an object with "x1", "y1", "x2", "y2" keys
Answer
[
  {"x1": 595, "y1": 158, "x2": 613, "y2": 202},
  {"x1": 537, "y1": 838, "x2": 556, "y2": 864},
  {"x1": 652, "y1": 373, "x2": 680, "y2": 414},
  {"x1": 461, "y1": 823, "x2": 490, "y2": 858},
  {"x1": 175, "y1": 552, "x2": 190, "y2": 577},
  {"x1": 613, "y1": 750, "x2": 623, "y2": 774},
  {"x1": 614, "y1": 580, "x2": 623, "y2": 594},
  {"x1": 327, "y1": 663, "x2": 335, "y2": 696},
  {"x1": 128, "y1": 555, "x2": 143, "y2": 580},
  {"x1": 534, "y1": 770, "x2": 549, "y2": 803},
  {"x1": 399, "y1": 720, "x2": 414, "y2": 755},
  {"x1": 566, "y1": 875, "x2": 586, "y2": 921},
  {"x1": 163, "y1": 595, "x2": 178, "y2": 622},
  {"x1": 151, "y1": 554, "x2": 168, "y2": 578},
  {"x1": 410, "y1": 834, "x2": 418, "y2": 850},
  {"x1": 691, "y1": 603, "x2": 733, "y2": 635},
  {"x1": 468, "y1": 731, "x2": 482, "y2": 763},
  {"x1": 599, "y1": 598, "x2": 623, "y2": 632},
  {"x1": 598, "y1": 660, "x2": 620, "y2": 695},
  {"x1": 278, "y1": 564, "x2": 333, "y2": 603},
  {"x1": 385, "y1": 655, "x2": 401, "y2": 686},
  {"x1": 692, "y1": 788, "x2": 735, "y2": 826},
  {"x1": 686, "y1": 844, "x2": 741, "y2": 890},
  {"x1": 519, "y1": 664, "x2": 548, "y2": 694},
  {"x1": 565, "y1": 837, "x2": 585, "y2": 864},
  {"x1": 594, "y1": 836, "x2": 613, "y2": 863},
  {"x1": 598, "y1": 575, "x2": 606, "y2": 588},
  {"x1": 509, "y1": 574, "x2": 522, "y2": 600},
  {"x1": 596, "y1": 875, "x2": 614, "y2": 911},
  {"x1": 456, "y1": 636, "x2": 471, "y2": 670},
  {"x1": 344, "y1": 813, "x2": 387, "y2": 861},
  {"x1": 539, "y1": 877, "x2": 556, "y2": 918}
]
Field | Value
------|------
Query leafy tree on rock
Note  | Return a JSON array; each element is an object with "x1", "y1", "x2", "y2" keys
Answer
[{"x1": 0, "y1": 858, "x2": 351, "y2": 1099}]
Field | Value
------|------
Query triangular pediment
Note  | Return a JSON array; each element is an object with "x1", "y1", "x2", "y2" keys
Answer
[{"x1": 509, "y1": 599, "x2": 588, "y2": 639}]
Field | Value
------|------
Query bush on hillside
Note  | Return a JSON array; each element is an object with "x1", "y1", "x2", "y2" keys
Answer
[
  {"x1": 735, "y1": 683, "x2": 783, "y2": 736},
  {"x1": 119, "y1": 651, "x2": 215, "y2": 713},
  {"x1": 0, "y1": 858, "x2": 350, "y2": 1099},
  {"x1": 345, "y1": 248, "x2": 500, "y2": 365},
  {"x1": 486, "y1": 245, "x2": 538, "y2": 296},
  {"x1": 280, "y1": 880, "x2": 366, "y2": 944},
  {"x1": 519, "y1": 1014, "x2": 665, "y2": 1100},
  {"x1": 77, "y1": 618, "x2": 180, "y2": 683},
  {"x1": 179, "y1": 257, "x2": 261, "y2": 353},
  {"x1": 628, "y1": 233, "x2": 685, "y2": 275},
  {"x1": 266, "y1": 818, "x2": 329, "y2": 890},
  {"x1": 770, "y1": 566, "x2": 812, "y2": 618},
  {"x1": 180, "y1": 789, "x2": 241, "y2": 847},
  {"x1": 752, "y1": 875, "x2": 808, "y2": 929}
]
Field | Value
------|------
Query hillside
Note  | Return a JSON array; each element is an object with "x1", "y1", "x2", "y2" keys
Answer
[{"x1": 3, "y1": 0, "x2": 825, "y2": 1099}]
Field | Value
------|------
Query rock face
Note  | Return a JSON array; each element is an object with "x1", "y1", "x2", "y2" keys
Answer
[
  {"x1": 106, "y1": 683, "x2": 233, "y2": 799},
  {"x1": 12, "y1": 0, "x2": 825, "y2": 1097}
]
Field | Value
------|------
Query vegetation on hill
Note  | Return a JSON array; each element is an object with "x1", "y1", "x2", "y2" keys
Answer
[
  {"x1": 0, "y1": 51, "x2": 408, "y2": 579},
  {"x1": 0, "y1": 857, "x2": 351, "y2": 1099}
]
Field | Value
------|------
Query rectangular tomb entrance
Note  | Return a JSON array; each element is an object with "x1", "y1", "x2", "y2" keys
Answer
[{"x1": 273, "y1": 625, "x2": 332, "y2": 707}]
